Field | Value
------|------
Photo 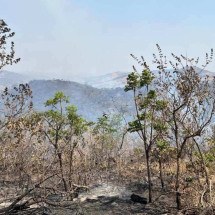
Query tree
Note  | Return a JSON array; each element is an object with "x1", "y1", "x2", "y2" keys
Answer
[
  {"x1": 0, "y1": 19, "x2": 37, "y2": 212},
  {"x1": 0, "y1": 19, "x2": 20, "y2": 70},
  {"x1": 152, "y1": 139, "x2": 170, "y2": 190},
  {"x1": 92, "y1": 113, "x2": 123, "y2": 170},
  {"x1": 0, "y1": 79, "x2": 33, "y2": 184},
  {"x1": 153, "y1": 45, "x2": 215, "y2": 209},
  {"x1": 124, "y1": 60, "x2": 167, "y2": 203},
  {"x1": 41, "y1": 91, "x2": 88, "y2": 192}
]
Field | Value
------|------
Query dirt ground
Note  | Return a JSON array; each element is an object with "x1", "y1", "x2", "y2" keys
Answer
[{"x1": 1, "y1": 181, "x2": 207, "y2": 215}]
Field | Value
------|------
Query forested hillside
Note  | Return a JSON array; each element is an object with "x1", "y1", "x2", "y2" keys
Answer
[{"x1": 29, "y1": 79, "x2": 133, "y2": 121}]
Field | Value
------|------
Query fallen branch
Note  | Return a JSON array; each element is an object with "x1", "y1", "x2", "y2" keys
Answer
[{"x1": 0, "y1": 173, "x2": 57, "y2": 214}]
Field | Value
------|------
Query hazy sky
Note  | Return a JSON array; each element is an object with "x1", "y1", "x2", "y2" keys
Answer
[{"x1": 2, "y1": 0, "x2": 215, "y2": 80}]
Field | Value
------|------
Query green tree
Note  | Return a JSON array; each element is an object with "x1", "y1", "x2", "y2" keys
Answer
[
  {"x1": 152, "y1": 139, "x2": 170, "y2": 189},
  {"x1": 92, "y1": 113, "x2": 123, "y2": 170},
  {"x1": 42, "y1": 91, "x2": 88, "y2": 192},
  {"x1": 124, "y1": 61, "x2": 167, "y2": 202}
]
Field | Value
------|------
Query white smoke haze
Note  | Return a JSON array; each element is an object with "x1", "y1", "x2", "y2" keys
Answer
[{"x1": 1, "y1": 0, "x2": 215, "y2": 80}]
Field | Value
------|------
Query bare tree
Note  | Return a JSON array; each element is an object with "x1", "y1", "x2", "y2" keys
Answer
[
  {"x1": 153, "y1": 45, "x2": 215, "y2": 209},
  {"x1": 0, "y1": 19, "x2": 20, "y2": 70}
]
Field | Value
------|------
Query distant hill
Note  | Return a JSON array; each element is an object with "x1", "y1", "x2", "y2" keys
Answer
[
  {"x1": 81, "y1": 68, "x2": 215, "y2": 89},
  {"x1": 1, "y1": 68, "x2": 214, "y2": 121},
  {"x1": 0, "y1": 70, "x2": 31, "y2": 90},
  {"x1": 0, "y1": 70, "x2": 129, "y2": 89},
  {"x1": 0, "y1": 71, "x2": 134, "y2": 121},
  {"x1": 29, "y1": 79, "x2": 133, "y2": 121},
  {"x1": 82, "y1": 71, "x2": 129, "y2": 89},
  {"x1": 193, "y1": 67, "x2": 215, "y2": 80}
]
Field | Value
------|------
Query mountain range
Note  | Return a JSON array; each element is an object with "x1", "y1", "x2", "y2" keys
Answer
[
  {"x1": 0, "y1": 68, "x2": 214, "y2": 121},
  {"x1": 0, "y1": 71, "x2": 31, "y2": 90},
  {"x1": 0, "y1": 70, "x2": 133, "y2": 121},
  {"x1": 29, "y1": 79, "x2": 133, "y2": 121},
  {"x1": 81, "y1": 71, "x2": 129, "y2": 88}
]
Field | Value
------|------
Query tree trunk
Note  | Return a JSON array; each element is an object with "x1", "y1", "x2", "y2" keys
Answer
[
  {"x1": 146, "y1": 150, "x2": 152, "y2": 203},
  {"x1": 57, "y1": 152, "x2": 68, "y2": 192},
  {"x1": 55, "y1": 129, "x2": 68, "y2": 192},
  {"x1": 158, "y1": 157, "x2": 164, "y2": 189},
  {"x1": 175, "y1": 155, "x2": 181, "y2": 210},
  {"x1": 69, "y1": 149, "x2": 74, "y2": 189}
]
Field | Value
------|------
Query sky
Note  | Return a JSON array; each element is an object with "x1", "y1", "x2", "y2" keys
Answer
[{"x1": 1, "y1": 0, "x2": 215, "y2": 80}]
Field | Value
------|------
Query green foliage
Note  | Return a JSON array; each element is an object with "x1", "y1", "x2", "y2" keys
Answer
[
  {"x1": 125, "y1": 66, "x2": 167, "y2": 137},
  {"x1": 45, "y1": 109, "x2": 64, "y2": 122},
  {"x1": 93, "y1": 114, "x2": 117, "y2": 134},
  {"x1": 45, "y1": 91, "x2": 69, "y2": 107},
  {"x1": 153, "y1": 120, "x2": 167, "y2": 132},
  {"x1": 124, "y1": 55, "x2": 169, "y2": 203},
  {"x1": 205, "y1": 152, "x2": 215, "y2": 164},
  {"x1": 66, "y1": 105, "x2": 88, "y2": 135},
  {"x1": 93, "y1": 113, "x2": 123, "y2": 151},
  {"x1": 204, "y1": 143, "x2": 215, "y2": 165},
  {"x1": 124, "y1": 72, "x2": 140, "y2": 91},
  {"x1": 127, "y1": 120, "x2": 142, "y2": 133},
  {"x1": 140, "y1": 70, "x2": 155, "y2": 87},
  {"x1": 126, "y1": 87, "x2": 167, "y2": 134},
  {"x1": 43, "y1": 91, "x2": 88, "y2": 145},
  {"x1": 155, "y1": 100, "x2": 167, "y2": 111},
  {"x1": 124, "y1": 69, "x2": 154, "y2": 92},
  {"x1": 156, "y1": 139, "x2": 169, "y2": 151}
]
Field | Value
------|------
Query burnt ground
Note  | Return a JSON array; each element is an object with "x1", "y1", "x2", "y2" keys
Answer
[{"x1": 1, "y1": 181, "x2": 208, "y2": 215}]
